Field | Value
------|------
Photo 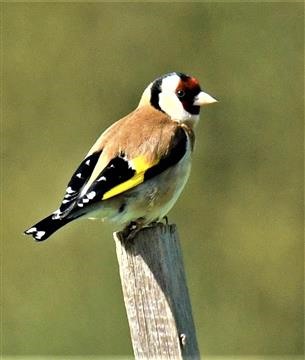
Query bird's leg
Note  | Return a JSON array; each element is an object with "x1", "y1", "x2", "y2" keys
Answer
[{"x1": 163, "y1": 215, "x2": 169, "y2": 225}]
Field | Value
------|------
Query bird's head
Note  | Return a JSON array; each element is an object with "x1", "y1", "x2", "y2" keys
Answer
[{"x1": 138, "y1": 72, "x2": 217, "y2": 125}]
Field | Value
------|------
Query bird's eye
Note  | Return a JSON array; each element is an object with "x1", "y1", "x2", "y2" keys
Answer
[{"x1": 177, "y1": 90, "x2": 185, "y2": 98}]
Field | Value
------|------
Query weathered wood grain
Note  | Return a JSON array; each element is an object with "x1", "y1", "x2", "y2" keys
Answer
[{"x1": 114, "y1": 223, "x2": 200, "y2": 359}]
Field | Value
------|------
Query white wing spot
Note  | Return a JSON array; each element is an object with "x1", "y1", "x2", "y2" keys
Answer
[
  {"x1": 78, "y1": 203, "x2": 84, "y2": 207},
  {"x1": 82, "y1": 198, "x2": 89, "y2": 203},
  {"x1": 66, "y1": 186, "x2": 75, "y2": 194},
  {"x1": 52, "y1": 209, "x2": 63, "y2": 219},
  {"x1": 62, "y1": 199, "x2": 69, "y2": 204},
  {"x1": 87, "y1": 191, "x2": 96, "y2": 200},
  {"x1": 76, "y1": 173, "x2": 82, "y2": 178},
  {"x1": 97, "y1": 176, "x2": 106, "y2": 182},
  {"x1": 85, "y1": 159, "x2": 90, "y2": 166}
]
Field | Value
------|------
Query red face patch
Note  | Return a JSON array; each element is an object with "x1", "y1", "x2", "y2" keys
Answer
[
  {"x1": 176, "y1": 75, "x2": 201, "y2": 115},
  {"x1": 177, "y1": 77, "x2": 200, "y2": 93}
]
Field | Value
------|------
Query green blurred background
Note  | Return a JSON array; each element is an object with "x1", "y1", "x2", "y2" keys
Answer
[{"x1": 2, "y1": 2, "x2": 304, "y2": 357}]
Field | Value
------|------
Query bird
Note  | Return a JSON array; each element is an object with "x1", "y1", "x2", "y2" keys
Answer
[{"x1": 24, "y1": 72, "x2": 217, "y2": 241}]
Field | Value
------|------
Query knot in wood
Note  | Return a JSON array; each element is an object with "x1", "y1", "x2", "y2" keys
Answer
[{"x1": 179, "y1": 333, "x2": 187, "y2": 347}]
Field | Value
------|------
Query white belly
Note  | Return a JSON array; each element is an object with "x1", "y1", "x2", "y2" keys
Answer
[{"x1": 87, "y1": 150, "x2": 192, "y2": 227}]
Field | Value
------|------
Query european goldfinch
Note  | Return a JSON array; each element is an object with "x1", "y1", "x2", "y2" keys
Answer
[{"x1": 25, "y1": 72, "x2": 217, "y2": 241}]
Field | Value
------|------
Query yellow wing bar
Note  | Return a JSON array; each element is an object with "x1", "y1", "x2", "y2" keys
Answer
[{"x1": 102, "y1": 155, "x2": 158, "y2": 200}]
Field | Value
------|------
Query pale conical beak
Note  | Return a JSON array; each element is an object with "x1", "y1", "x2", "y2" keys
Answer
[{"x1": 193, "y1": 91, "x2": 218, "y2": 106}]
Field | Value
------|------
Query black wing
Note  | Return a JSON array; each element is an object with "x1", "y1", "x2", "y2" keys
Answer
[
  {"x1": 53, "y1": 151, "x2": 102, "y2": 218},
  {"x1": 70, "y1": 126, "x2": 188, "y2": 211}
]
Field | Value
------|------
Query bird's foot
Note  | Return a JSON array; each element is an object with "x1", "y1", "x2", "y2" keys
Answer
[
  {"x1": 122, "y1": 218, "x2": 145, "y2": 242},
  {"x1": 121, "y1": 216, "x2": 169, "y2": 242}
]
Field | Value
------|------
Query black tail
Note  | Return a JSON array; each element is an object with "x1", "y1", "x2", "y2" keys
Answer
[{"x1": 24, "y1": 214, "x2": 74, "y2": 241}]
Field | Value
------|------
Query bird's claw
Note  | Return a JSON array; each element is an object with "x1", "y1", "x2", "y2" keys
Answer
[{"x1": 122, "y1": 218, "x2": 145, "y2": 242}]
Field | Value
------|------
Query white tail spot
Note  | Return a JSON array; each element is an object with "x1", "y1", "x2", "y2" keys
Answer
[
  {"x1": 35, "y1": 231, "x2": 46, "y2": 240},
  {"x1": 25, "y1": 227, "x2": 37, "y2": 234}
]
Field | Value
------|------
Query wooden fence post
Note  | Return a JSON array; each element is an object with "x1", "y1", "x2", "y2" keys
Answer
[{"x1": 114, "y1": 223, "x2": 200, "y2": 359}]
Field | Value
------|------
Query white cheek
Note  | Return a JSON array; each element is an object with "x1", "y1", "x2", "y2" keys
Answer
[{"x1": 159, "y1": 92, "x2": 193, "y2": 121}]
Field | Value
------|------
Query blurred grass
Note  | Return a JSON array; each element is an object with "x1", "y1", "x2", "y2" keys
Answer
[{"x1": 2, "y1": 2, "x2": 304, "y2": 357}]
